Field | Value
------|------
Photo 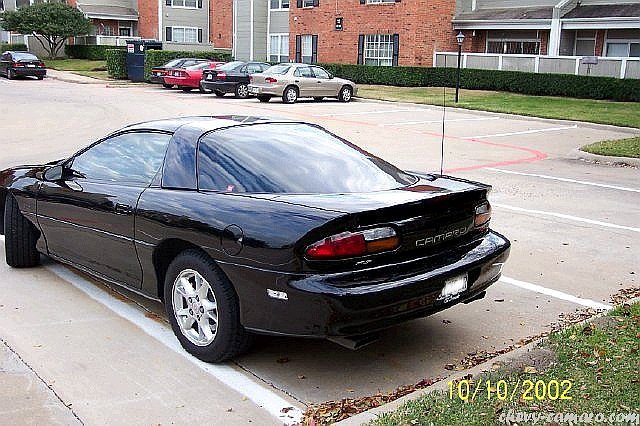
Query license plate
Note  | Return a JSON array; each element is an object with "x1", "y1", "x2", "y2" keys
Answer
[
  {"x1": 250, "y1": 87, "x2": 261, "y2": 94},
  {"x1": 207, "y1": 75, "x2": 213, "y2": 80},
  {"x1": 437, "y1": 274, "x2": 468, "y2": 302},
  {"x1": 27, "y1": 64, "x2": 36, "y2": 68}
]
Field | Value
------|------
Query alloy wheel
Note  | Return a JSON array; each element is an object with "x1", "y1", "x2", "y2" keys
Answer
[{"x1": 172, "y1": 269, "x2": 219, "y2": 346}]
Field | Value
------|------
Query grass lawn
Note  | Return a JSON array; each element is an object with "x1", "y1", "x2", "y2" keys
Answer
[
  {"x1": 357, "y1": 85, "x2": 640, "y2": 129},
  {"x1": 582, "y1": 137, "x2": 640, "y2": 159},
  {"x1": 45, "y1": 59, "x2": 110, "y2": 80},
  {"x1": 371, "y1": 303, "x2": 640, "y2": 426}
]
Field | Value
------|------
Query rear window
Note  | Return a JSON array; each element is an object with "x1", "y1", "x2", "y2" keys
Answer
[
  {"x1": 216, "y1": 61, "x2": 244, "y2": 71},
  {"x1": 162, "y1": 59, "x2": 182, "y2": 68},
  {"x1": 12, "y1": 52, "x2": 38, "y2": 61},
  {"x1": 265, "y1": 65, "x2": 290, "y2": 75},
  {"x1": 187, "y1": 62, "x2": 212, "y2": 70},
  {"x1": 197, "y1": 123, "x2": 416, "y2": 194}
]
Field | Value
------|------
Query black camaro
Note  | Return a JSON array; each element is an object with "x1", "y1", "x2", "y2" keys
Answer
[{"x1": 0, "y1": 116, "x2": 510, "y2": 362}]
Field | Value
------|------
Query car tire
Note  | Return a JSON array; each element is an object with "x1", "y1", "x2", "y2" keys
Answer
[
  {"x1": 4, "y1": 195, "x2": 40, "y2": 268},
  {"x1": 313, "y1": 97, "x2": 324, "y2": 101},
  {"x1": 257, "y1": 95, "x2": 271, "y2": 103},
  {"x1": 199, "y1": 83, "x2": 212, "y2": 94},
  {"x1": 235, "y1": 83, "x2": 249, "y2": 99},
  {"x1": 181, "y1": 87, "x2": 193, "y2": 92},
  {"x1": 214, "y1": 90, "x2": 225, "y2": 97},
  {"x1": 282, "y1": 86, "x2": 298, "y2": 104},
  {"x1": 7, "y1": 69, "x2": 15, "y2": 80},
  {"x1": 339, "y1": 85, "x2": 353, "y2": 102},
  {"x1": 37, "y1": 75, "x2": 44, "y2": 80},
  {"x1": 162, "y1": 83, "x2": 174, "y2": 89},
  {"x1": 164, "y1": 249, "x2": 251, "y2": 362}
]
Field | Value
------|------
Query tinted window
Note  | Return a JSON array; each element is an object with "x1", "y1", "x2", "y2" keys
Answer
[
  {"x1": 217, "y1": 61, "x2": 244, "y2": 71},
  {"x1": 182, "y1": 59, "x2": 207, "y2": 67},
  {"x1": 163, "y1": 59, "x2": 182, "y2": 68},
  {"x1": 198, "y1": 124, "x2": 416, "y2": 194},
  {"x1": 187, "y1": 62, "x2": 212, "y2": 70},
  {"x1": 72, "y1": 132, "x2": 172, "y2": 184}
]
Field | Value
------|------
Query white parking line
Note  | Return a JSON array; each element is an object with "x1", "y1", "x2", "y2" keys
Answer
[
  {"x1": 380, "y1": 117, "x2": 500, "y2": 127},
  {"x1": 462, "y1": 125, "x2": 578, "y2": 139},
  {"x1": 493, "y1": 203, "x2": 640, "y2": 233},
  {"x1": 313, "y1": 108, "x2": 425, "y2": 117},
  {"x1": 499, "y1": 276, "x2": 612, "y2": 310},
  {"x1": 488, "y1": 168, "x2": 640, "y2": 193},
  {"x1": 0, "y1": 234, "x2": 303, "y2": 426}
]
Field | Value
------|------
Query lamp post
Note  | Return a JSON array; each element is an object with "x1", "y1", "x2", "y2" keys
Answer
[{"x1": 455, "y1": 31, "x2": 465, "y2": 103}]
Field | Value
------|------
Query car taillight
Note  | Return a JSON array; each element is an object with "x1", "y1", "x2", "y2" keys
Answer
[
  {"x1": 38, "y1": 62, "x2": 45, "y2": 68},
  {"x1": 216, "y1": 71, "x2": 226, "y2": 79},
  {"x1": 249, "y1": 76, "x2": 253, "y2": 82},
  {"x1": 174, "y1": 70, "x2": 185, "y2": 77},
  {"x1": 305, "y1": 227, "x2": 399, "y2": 260},
  {"x1": 265, "y1": 77, "x2": 278, "y2": 83},
  {"x1": 12, "y1": 62, "x2": 24, "y2": 67},
  {"x1": 474, "y1": 201, "x2": 491, "y2": 228}
]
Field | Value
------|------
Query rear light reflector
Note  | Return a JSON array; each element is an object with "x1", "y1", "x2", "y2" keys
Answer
[
  {"x1": 305, "y1": 227, "x2": 399, "y2": 260},
  {"x1": 474, "y1": 201, "x2": 491, "y2": 228},
  {"x1": 216, "y1": 71, "x2": 226, "y2": 79},
  {"x1": 265, "y1": 77, "x2": 278, "y2": 83}
]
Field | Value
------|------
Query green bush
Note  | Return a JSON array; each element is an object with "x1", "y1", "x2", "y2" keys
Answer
[
  {"x1": 320, "y1": 64, "x2": 640, "y2": 102},
  {"x1": 105, "y1": 49, "x2": 127, "y2": 79},
  {"x1": 144, "y1": 49, "x2": 233, "y2": 81},
  {"x1": 65, "y1": 44, "x2": 125, "y2": 60},
  {"x1": 0, "y1": 43, "x2": 28, "y2": 52}
]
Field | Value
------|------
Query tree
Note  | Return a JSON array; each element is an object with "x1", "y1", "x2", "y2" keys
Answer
[{"x1": 0, "y1": 2, "x2": 91, "y2": 58}]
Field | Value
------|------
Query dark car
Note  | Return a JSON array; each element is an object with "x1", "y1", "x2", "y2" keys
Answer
[
  {"x1": 150, "y1": 58, "x2": 210, "y2": 87},
  {"x1": 0, "y1": 51, "x2": 46, "y2": 80},
  {"x1": 1, "y1": 116, "x2": 509, "y2": 362},
  {"x1": 201, "y1": 61, "x2": 270, "y2": 98}
]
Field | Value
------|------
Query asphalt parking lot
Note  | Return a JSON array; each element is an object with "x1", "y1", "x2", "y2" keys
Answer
[{"x1": 1, "y1": 75, "x2": 638, "y2": 424}]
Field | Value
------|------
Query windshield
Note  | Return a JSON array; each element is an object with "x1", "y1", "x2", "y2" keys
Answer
[
  {"x1": 216, "y1": 61, "x2": 244, "y2": 71},
  {"x1": 12, "y1": 52, "x2": 38, "y2": 61},
  {"x1": 265, "y1": 65, "x2": 290, "y2": 75},
  {"x1": 198, "y1": 123, "x2": 417, "y2": 194}
]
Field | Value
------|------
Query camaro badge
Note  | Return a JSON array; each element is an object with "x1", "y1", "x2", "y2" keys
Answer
[{"x1": 415, "y1": 225, "x2": 469, "y2": 247}]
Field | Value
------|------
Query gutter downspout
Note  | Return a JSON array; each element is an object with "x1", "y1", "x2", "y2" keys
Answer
[{"x1": 158, "y1": 0, "x2": 163, "y2": 41}]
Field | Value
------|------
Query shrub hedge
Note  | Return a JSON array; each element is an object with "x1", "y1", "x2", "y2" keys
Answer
[
  {"x1": 143, "y1": 49, "x2": 233, "y2": 81},
  {"x1": 105, "y1": 49, "x2": 127, "y2": 79},
  {"x1": 65, "y1": 44, "x2": 125, "y2": 60},
  {"x1": 0, "y1": 43, "x2": 28, "y2": 52},
  {"x1": 320, "y1": 64, "x2": 640, "y2": 102}
]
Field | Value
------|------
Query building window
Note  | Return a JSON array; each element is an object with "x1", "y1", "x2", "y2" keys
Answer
[
  {"x1": 269, "y1": 34, "x2": 289, "y2": 62},
  {"x1": 605, "y1": 30, "x2": 640, "y2": 58},
  {"x1": 364, "y1": 34, "x2": 393, "y2": 66},
  {"x1": 366, "y1": 0, "x2": 395, "y2": 3},
  {"x1": 303, "y1": 0, "x2": 315, "y2": 7},
  {"x1": 301, "y1": 34, "x2": 313, "y2": 63},
  {"x1": 167, "y1": 27, "x2": 200, "y2": 43},
  {"x1": 486, "y1": 30, "x2": 541, "y2": 54},
  {"x1": 270, "y1": 0, "x2": 289, "y2": 9},
  {"x1": 119, "y1": 27, "x2": 132, "y2": 37},
  {"x1": 169, "y1": 0, "x2": 198, "y2": 8},
  {"x1": 574, "y1": 30, "x2": 596, "y2": 56}
]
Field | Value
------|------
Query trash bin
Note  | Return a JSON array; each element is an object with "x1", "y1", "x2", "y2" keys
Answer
[{"x1": 126, "y1": 39, "x2": 163, "y2": 82}]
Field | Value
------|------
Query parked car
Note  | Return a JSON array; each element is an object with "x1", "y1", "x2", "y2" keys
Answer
[
  {"x1": 248, "y1": 63, "x2": 357, "y2": 103},
  {"x1": 150, "y1": 58, "x2": 210, "y2": 88},
  {"x1": 0, "y1": 51, "x2": 46, "y2": 80},
  {"x1": 163, "y1": 61, "x2": 225, "y2": 92},
  {"x1": 201, "y1": 61, "x2": 271, "y2": 98},
  {"x1": 1, "y1": 116, "x2": 509, "y2": 362}
]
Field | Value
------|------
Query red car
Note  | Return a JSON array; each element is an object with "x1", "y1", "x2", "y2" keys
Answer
[{"x1": 164, "y1": 61, "x2": 225, "y2": 92}]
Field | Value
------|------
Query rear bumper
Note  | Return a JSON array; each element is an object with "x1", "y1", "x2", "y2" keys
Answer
[
  {"x1": 223, "y1": 230, "x2": 510, "y2": 338},
  {"x1": 247, "y1": 84, "x2": 283, "y2": 96},
  {"x1": 201, "y1": 80, "x2": 236, "y2": 93},
  {"x1": 164, "y1": 77, "x2": 196, "y2": 87},
  {"x1": 149, "y1": 75, "x2": 166, "y2": 84},
  {"x1": 13, "y1": 68, "x2": 46, "y2": 77}
]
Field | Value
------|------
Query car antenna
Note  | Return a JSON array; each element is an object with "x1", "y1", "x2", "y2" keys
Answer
[{"x1": 439, "y1": 85, "x2": 446, "y2": 177}]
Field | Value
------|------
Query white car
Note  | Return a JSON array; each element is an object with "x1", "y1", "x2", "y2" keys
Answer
[{"x1": 248, "y1": 63, "x2": 357, "y2": 104}]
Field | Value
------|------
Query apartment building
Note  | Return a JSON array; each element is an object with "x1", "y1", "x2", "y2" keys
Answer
[
  {"x1": 454, "y1": 0, "x2": 640, "y2": 58},
  {"x1": 230, "y1": 0, "x2": 289, "y2": 62},
  {"x1": 288, "y1": 0, "x2": 460, "y2": 67}
]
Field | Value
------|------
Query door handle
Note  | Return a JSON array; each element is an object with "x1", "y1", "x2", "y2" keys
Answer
[
  {"x1": 294, "y1": 80, "x2": 300, "y2": 83},
  {"x1": 114, "y1": 203, "x2": 133, "y2": 215}
]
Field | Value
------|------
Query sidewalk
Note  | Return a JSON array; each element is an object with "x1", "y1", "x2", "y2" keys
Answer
[{"x1": 45, "y1": 68, "x2": 106, "y2": 84}]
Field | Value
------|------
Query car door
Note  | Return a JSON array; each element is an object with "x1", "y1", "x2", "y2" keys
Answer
[
  {"x1": 311, "y1": 66, "x2": 339, "y2": 97},
  {"x1": 36, "y1": 131, "x2": 172, "y2": 287},
  {"x1": 293, "y1": 66, "x2": 315, "y2": 97}
]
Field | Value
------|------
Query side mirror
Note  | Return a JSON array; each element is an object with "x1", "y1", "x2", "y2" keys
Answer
[
  {"x1": 43, "y1": 165, "x2": 64, "y2": 181},
  {"x1": 328, "y1": 73, "x2": 334, "y2": 79}
]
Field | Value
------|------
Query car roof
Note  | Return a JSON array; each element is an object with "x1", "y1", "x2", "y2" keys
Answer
[{"x1": 121, "y1": 115, "x2": 295, "y2": 133}]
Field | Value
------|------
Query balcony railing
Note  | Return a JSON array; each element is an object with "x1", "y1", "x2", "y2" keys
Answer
[{"x1": 73, "y1": 35, "x2": 141, "y2": 46}]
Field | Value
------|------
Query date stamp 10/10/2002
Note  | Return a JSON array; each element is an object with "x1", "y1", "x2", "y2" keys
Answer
[{"x1": 448, "y1": 378, "x2": 573, "y2": 402}]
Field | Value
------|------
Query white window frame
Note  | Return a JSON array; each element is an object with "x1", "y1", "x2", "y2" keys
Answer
[
  {"x1": 573, "y1": 30, "x2": 596, "y2": 56},
  {"x1": 169, "y1": 0, "x2": 198, "y2": 9},
  {"x1": 171, "y1": 26, "x2": 199, "y2": 44},
  {"x1": 301, "y1": 34, "x2": 313, "y2": 64},
  {"x1": 364, "y1": 34, "x2": 393, "y2": 66},
  {"x1": 268, "y1": 33, "x2": 289, "y2": 63},
  {"x1": 302, "y1": 0, "x2": 315, "y2": 7},
  {"x1": 604, "y1": 30, "x2": 640, "y2": 58},
  {"x1": 270, "y1": 0, "x2": 290, "y2": 10},
  {"x1": 366, "y1": 0, "x2": 395, "y2": 3},
  {"x1": 119, "y1": 27, "x2": 132, "y2": 37}
]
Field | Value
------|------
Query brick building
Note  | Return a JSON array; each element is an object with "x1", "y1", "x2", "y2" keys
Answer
[{"x1": 288, "y1": 0, "x2": 461, "y2": 67}]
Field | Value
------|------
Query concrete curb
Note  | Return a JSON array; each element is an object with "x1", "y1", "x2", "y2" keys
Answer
[
  {"x1": 45, "y1": 70, "x2": 105, "y2": 85},
  {"x1": 569, "y1": 148, "x2": 640, "y2": 168},
  {"x1": 335, "y1": 296, "x2": 640, "y2": 426}
]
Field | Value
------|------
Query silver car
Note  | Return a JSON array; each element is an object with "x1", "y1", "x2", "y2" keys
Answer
[{"x1": 248, "y1": 63, "x2": 357, "y2": 104}]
